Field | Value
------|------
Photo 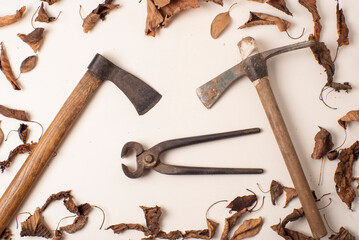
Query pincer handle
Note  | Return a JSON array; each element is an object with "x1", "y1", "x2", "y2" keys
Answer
[
  {"x1": 253, "y1": 77, "x2": 327, "y2": 238},
  {"x1": 0, "y1": 71, "x2": 102, "y2": 234}
]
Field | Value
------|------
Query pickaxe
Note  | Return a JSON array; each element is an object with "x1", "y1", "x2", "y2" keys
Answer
[
  {"x1": 0, "y1": 54, "x2": 161, "y2": 234},
  {"x1": 196, "y1": 37, "x2": 327, "y2": 238}
]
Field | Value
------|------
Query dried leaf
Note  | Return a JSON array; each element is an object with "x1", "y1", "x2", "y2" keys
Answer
[
  {"x1": 41, "y1": 0, "x2": 60, "y2": 5},
  {"x1": 145, "y1": 0, "x2": 164, "y2": 37},
  {"x1": 270, "y1": 180, "x2": 283, "y2": 205},
  {"x1": 336, "y1": 2, "x2": 349, "y2": 48},
  {"x1": 329, "y1": 82, "x2": 352, "y2": 93},
  {"x1": 40, "y1": 190, "x2": 72, "y2": 212},
  {"x1": 338, "y1": 110, "x2": 359, "y2": 129},
  {"x1": 183, "y1": 218, "x2": 218, "y2": 239},
  {"x1": 329, "y1": 227, "x2": 355, "y2": 240},
  {"x1": 221, "y1": 209, "x2": 248, "y2": 240},
  {"x1": 159, "y1": 0, "x2": 200, "y2": 27},
  {"x1": 239, "y1": 12, "x2": 291, "y2": 32},
  {"x1": 82, "y1": 2, "x2": 119, "y2": 33},
  {"x1": 0, "y1": 104, "x2": 29, "y2": 121},
  {"x1": 227, "y1": 193, "x2": 257, "y2": 212},
  {"x1": 78, "y1": 203, "x2": 92, "y2": 216},
  {"x1": 0, "y1": 228, "x2": 11, "y2": 240},
  {"x1": 20, "y1": 55, "x2": 38, "y2": 74},
  {"x1": 141, "y1": 206, "x2": 162, "y2": 235},
  {"x1": 106, "y1": 223, "x2": 148, "y2": 234},
  {"x1": 0, "y1": 6, "x2": 26, "y2": 27},
  {"x1": 60, "y1": 215, "x2": 88, "y2": 234},
  {"x1": 20, "y1": 207, "x2": 52, "y2": 238},
  {"x1": 327, "y1": 150, "x2": 339, "y2": 160},
  {"x1": 210, "y1": 3, "x2": 236, "y2": 39},
  {"x1": 281, "y1": 207, "x2": 304, "y2": 227},
  {"x1": 18, "y1": 123, "x2": 29, "y2": 143},
  {"x1": 202, "y1": 0, "x2": 223, "y2": 6},
  {"x1": 311, "y1": 126, "x2": 334, "y2": 159},
  {"x1": 154, "y1": 0, "x2": 171, "y2": 8},
  {"x1": 0, "y1": 42, "x2": 21, "y2": 90},
  {"x1": 299, "y1": 0, "x2": 321, "y2": 41},
  {"x1": 52, "y1": 230, "x2": 63, "y2": 240},
  {"x1": 156, "y1": 230, "x2": 183, "y2": 239},
  {"x1": 0, "y1": 142, "x2": 37, "y2": 172},
  {"x1": 231, "y1": 216, "x2": 263, "y2": 240},
  {"x1": 283, "y1": 187, "x2": 298, "y2": 208},
  {"x1": 271, "y1": 221, "x2": 314, "y2": 240},
  {"x1": 18, "y1": 28, "x2": 45, "y2": 53},
  {"x1": 36, "y1": 3, "x2": 57, "y2": 23},
  {"x1": 267, "y1": 0, "x2": 293, "y2": 16}
]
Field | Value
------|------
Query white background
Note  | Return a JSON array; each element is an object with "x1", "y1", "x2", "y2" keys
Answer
[{"x1": 0, "y1": 0, "x2": 358, "y2": 239}]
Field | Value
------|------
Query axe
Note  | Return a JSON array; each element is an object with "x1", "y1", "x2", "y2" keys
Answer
[
  {"x1": 196, "y1": 37, "x2": 327, "y2": 238},
  {"x1": 0, "y1": 54, "x2": 161, "y2": 233}
]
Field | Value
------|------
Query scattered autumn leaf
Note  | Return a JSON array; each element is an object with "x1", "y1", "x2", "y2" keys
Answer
[
  {"x1": 183, "y1": 218, "x2": 218, "y2": 239},
  {"x1": 52, "y1": 230, "x2": 63, "y2": 240},
  {"x1": 41, "y1": 0, "x2": 60, "y2": 5},
  {"x1": 0, "y1": 42, "x2": 21, "y2": 90},
  {"x1": 18, "y1": 28, "x2": 45, "y2": 53},
  {"x1": 20, "y1": 55, "x2": 38, "y2": 74},
  {"x1": 271, "y1": 221, "x2": 314, "y2": 240},
  {"x1": 82, "y1": 1, "x2": 120, "y2": 33},
  {"x1": 19, "y1": 123, "x2": 29, "y2": 143},
  {"x1": 227, "y1": 192, "x2": 257, "y2": 212},
  {"x1": 20, "y1": 207, "x2": 52, "y2": 238},
  {"x1": 145, "y1": 0, "x2": 164, "y2": 37},
  {"x1": 0, "y1": 142, "x2": 37, "y2": 172},
  {"x1": 329, "y1": 227, "x2": 355, "y2": 240},
  {"x1": 141, "y1": 205, "x2": 162, "y2": 235},
  {"x1": 36, "y1": 3, "x2": 58, "y2": 23},
  {"x1": 40, "y1": 190, "x2": 72, "y2": 212},
  {"x1": 283, "y1": 187, "x2": 298, "y2": 208},
  {"x1": 239, "y1": 12, "x2": 291, "y2": 32},
  {"x1": 270, "y1": 180, "x2": 283, "y2": 205},
  {"x1": 338, "y1": 110, "x2": 359, "y2": 129},
  {"x1": 154, "y1": 0, "x2": 171, "y2": 8},
  {"x1": 329, "y1": 82, "x2": 352, "y2": 93},
  {"x1": 106, "y1": 223, "x2": 148, "y2": 234},
  {"x1": 0, "y1": 6, "x2": 26, "y2": 27},
  {"x1": 299, "y1": 0, "x2": 321, "y2": 41},
  {"x1": 210, "y1": 3, "x2": 236, "y2": 39},
  {"x1": 231, "y1": 216, "x2": 263, "y2": 240},
  {"x1": 327, "y1": 150, "x2": 339, "y2": 160},
  {"x1": 267, "y1": 0, "x2": 292, "y2": 16},
  {"x1": 60, "y1": 215, "x2": 88, "y2": 233},
  {"x1": 336, "y1": 2, "x2": 349, "y2": 48},
  {"x1": 221, "y1": 209, "x2": 248, "y2": 240},
  {"x1": 157, "y1": 230, "x2": 183, "y2": 239},
  {"x1": 311, "y1": 126, "x2": 334, "y2": 159},
  {"x1": 0, "y1": 104, "x2": 29, "y2": 121},
  {"x1": 281, "y1": 207, "x2": 304, "y2": 227}
]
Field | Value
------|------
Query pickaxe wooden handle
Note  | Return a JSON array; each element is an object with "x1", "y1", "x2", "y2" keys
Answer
[{"x1": 0, "y1": 54, "x2": 161, "y2": 234}]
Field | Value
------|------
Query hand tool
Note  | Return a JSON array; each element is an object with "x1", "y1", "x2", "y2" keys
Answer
[
  {"x1": 121, "y1": 128, "x2": 263, "y2": 178},
  {"x1": 0, "y1": 54, "x2": 161, "y2": 234},
  {"x1": 196, "y1": 37, "x2": 327, "y2": 238}
]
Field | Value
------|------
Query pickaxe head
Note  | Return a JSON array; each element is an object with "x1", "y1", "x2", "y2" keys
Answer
[
  {"x1": 196, "y1": 37, "x2": 316, "y2": 108},
  {"x1": 88, "y1": 54, "x2": 162, "y2": 115}
]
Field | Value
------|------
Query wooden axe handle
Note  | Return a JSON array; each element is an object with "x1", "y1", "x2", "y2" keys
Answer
[
  {"x1": 0, "y1": 71, "x2": 101, "y2": 234},
  {"x1": 253, "y1": 77, "x2": 327, "y2": 238}
]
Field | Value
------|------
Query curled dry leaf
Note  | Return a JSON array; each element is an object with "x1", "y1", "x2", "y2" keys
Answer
[
  {"x1": 154, "y1": 0, "x2": 171, "y2": 8},
  {"x1": 329, "y1": 82, "x2": 352, "y2": 93},
  {"x1": 271, "y1": 220, "x2": 314, "y2": 240},
  {"x1": 281, "y1": 207, "x2": 304, "y2": 227},
  {"x1": 157, "y1": 230, "x2": 183, "y2": 239},
  {"x1": 338, "y1": 110, "x2": 359, "y2": 129},
  {"x1": 0, "y1": 104, "x2": 29, "y2": 121},
  {"x1": 270, "y1": 180, "x2": 283, "y2": 205},
  {"x1": 60, "y1": 215, "x2": 88, "y2": 234},
  {"x1": 18, "y1": 28, "x2": 45, "y2": 53},
  {"x1": 141, "y1": 205, "x2": 162, "y2": 235},
  {"x1": 20, "y1": 207, "x2": 52, "y2": 238},
  {"x1": 227, "y1": 192, "x2": 257, "y2": 212},
  {"x1": 311, "y1": 126, "x2": 334, "y2": 159},
  {"x1": 106, "y1": 223, "x2": 148, "y2": 234},
  {"x1": 231, "y1": 216, "x2": 263, "y2": 240},
  {"x1": 82, "y1": 1, "x2": 120, "y2": 33},
  {"x1": 19, "y1": 123, "x2": 29, "y2": 143},
  {"x1": 20, "y1": 55, "x2": 38, "y2": 74},
  {"x1": 0, "y1": 228, "x2": 12, "y2": 240},
  {"x1": 329, "y1": 227, "x2": 355, "y2": 240},
  {"x1": 40, "y1": 190, "x2": 72, "y2": 212},
  {"x1": 36, "y1": 3, "x2": 58, "y2": 23},
  {"x1": 336, "y1": 2, "x2": 349, "y2": 48},
  {"x1": 283, "y1": 187, "x2": 298, "y2": 208},
  {"x1": 239, "y1": 12, "x2": 291, "y2": 32},
  {"x1": 41, "y1": 0, "x2": 60, "y2": 5},
  {"x1": 145, "y1": 0, "x2": 164, "y2": 37},
  {"x1": 183, "y1": 218, "x2": 218, "y2": 239},
  {"x1": 210, "y1": 3, "x2": 236, "y2": 39},
  {"x1": 266, "y1": 0, "x2": 292, "y2": 16},
  {"x1": 0, "y1": 6, "x2": 26, "y2": 27},
  {"x1": 221, "y1": 208, "x2": 247, "y2": 240},
  {"x1": 0, "y1": 42, "x2": 21, "y2": 90},
  {"x1": 299, "y1": 0, "x2": 321, "y2": 41},
  {"x1": 327, "y1": 150, "x2": 339, "y2": 160},
  {"x1": 52, "y1": 230, "x2": 63, "y2": 240},
  {"x1": 0, "y1": 142, "x2": 37, "y2": 172}
]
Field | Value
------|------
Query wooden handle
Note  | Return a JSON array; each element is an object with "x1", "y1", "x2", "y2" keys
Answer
[
  {"x1": 0, "y1": 71, "x2": 102, "y2": 234},
  {"x1": 253, "y1": 77, "x2": 327, "y2": 238}
]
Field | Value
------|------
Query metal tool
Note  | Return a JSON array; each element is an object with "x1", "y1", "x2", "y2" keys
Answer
[
  {"x1": 121, "y1": 128, "x2": 263, "y2": 178},
  {"x1": 196, "y1": 37, "x2": 327, "y2": 238},
  {"x1": 0, "y1": 54, "x2": 161, "y2": 234}
]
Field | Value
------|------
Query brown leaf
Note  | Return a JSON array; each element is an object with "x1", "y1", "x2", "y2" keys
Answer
[
  {"x1": 338, "y1": 110, "x2": 359, "y2": 129},
  {"x1": 327, "y1": 150, "x2": 339, "y2": 160},
  {"x1": 311, "y1": 126, "x2": 334, "y2": 159},
  {"x1": 159, "y1": 0, "x2": 200, "y2": 27},
  {"x1": 309, "y1": 36, "x2": 335, "y2": 85},
  {"x1": 299, "y1": 0, "x2": 321, "y2": 41},
  {"x1": 106, "y1": 223, "x2": 148, "y2": 234},
  {"x1": 239, "y1": 12, "x2": 291, "y2": 32},
  {"x1": 36, "y1": 3, "x2": 57, "y2": 23},
  {"x1": 0, "y1": 104, "x2": 29, "y2": 121},
  {"x1": 141, "y1": 206, "x2": 162, "y2": 235},
  {"x1": 270, "y1": 180, "x2": 283, "y2": 205},
  {"x1": 183, "y1": 218, "x2": 218, "y2": 239},
  {"x1": 0, "y1": 6, "x2": 26, "y2": 27},
  {"x1": 156, "y1": 230, "x2": 184, "y2": 239},
  {"x1": 154, "y1": 0, "x2": 171, "y2": 8},
  {"x1": 60, "y1": 215, "x2": 88, "y2": 233},
  {"x1": 267, "y1": 0, "x2": 293, "y2": 16},
  {"x1": 0, "y1": 142, "x2": 37, "y2": 172},
  {"x1": 283, "y1": 187, "x2": 298, "y2": 208},
  {"x1": 41, "y1": 0, "x2": 60, "y2": 5},
  {"x1": 221, "y1": 209, "x2": 248, "y2": 240},
  {"x1": 329, "y1": 82, "x2": 352, "y2": 93},
  {"x1": 145, "y1": 0, "x2": 164, "y2": 37},
  {"x1": 40, "y1": 190, "x2": 72, "y2": 212},
  {"x1": 78, "y1": 203, "x2": 92, "y2": 216},
  {"x1": 231, "y1": 216, "x2": 263, "y2": 240},
  {"x1": 329, "y1": 227, "x2": 355, "y2": 240},
  {"x1": 281, "y1": 207, "x2": 304, "y2": 227},
  {"x1": 18, "y1": 123, "x2": 29, "y2": 143},
  {"x1": 20, "y1": 207, "x2": 52, "y2": 238},
  {"x1": 271, "y1": 221, "x2": 315, "y2": 240},
  {"x1": 0, "y1": 228, "x2": 12, "y2": 240},
  {"x1": 0, "y1": 42, "x2": 21, "y2": 90},
  {"x1": 336, "y1": 2, "x2": 349, "y2": 48},
  {"x1": 20, "y1": 55, "x2": 38, "y2": 74},
  {"x1": 210, "y1": 3, "x2": 236, "y2": 39},
  {"x1": 227, "y1": 193, "x2": 257, "y2": 212},
  {"x1": 82, "y1": 2, "x2": 119, "y2": 33},
  {"x1": 202, "y1": 0, "x2": 223, "y2": 6},
  {"x1": 18, "y1": 28, "x2": 45, "y2": 53},
  {"x1": 52, "y1": 230, "x2": 63, "y2": 240}
]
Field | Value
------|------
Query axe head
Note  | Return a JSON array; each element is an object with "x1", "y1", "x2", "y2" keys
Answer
[
  {"x1": 196, "y1": 37, "x2": 316, "y2": 108},
  {"x1": 88, "y1": 54, "x2": 162, "y2": 115}
]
